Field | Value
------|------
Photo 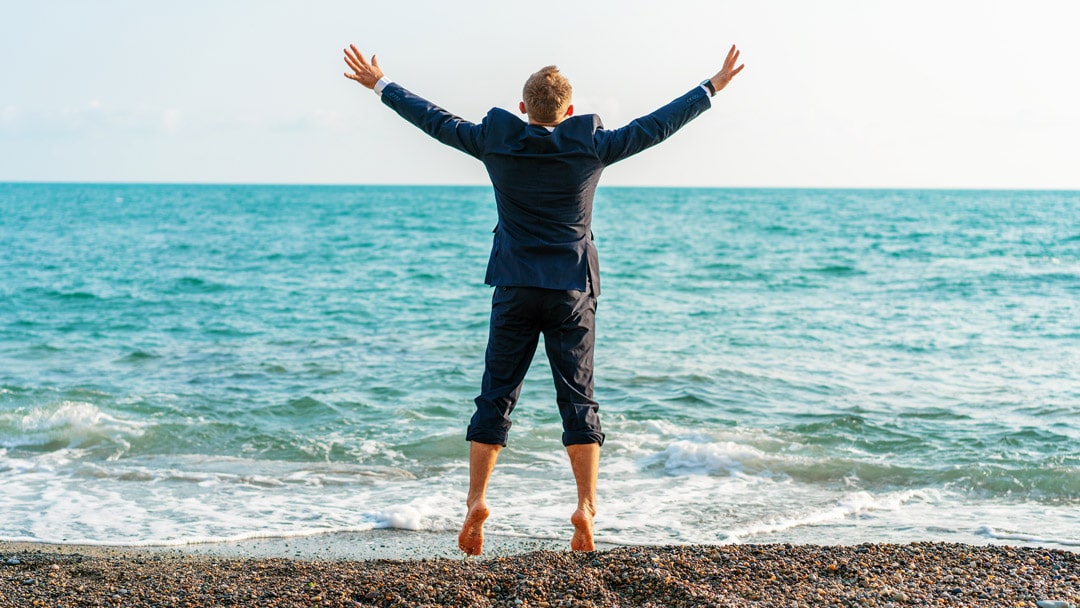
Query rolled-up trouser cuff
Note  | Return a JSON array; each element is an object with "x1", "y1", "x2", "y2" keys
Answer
[
  {"x1": 563, "y1": 430, "x2": 605, "y2": 447},
  {"x1": 466, "y1": 425, "x2": 509, "y2": 447}
]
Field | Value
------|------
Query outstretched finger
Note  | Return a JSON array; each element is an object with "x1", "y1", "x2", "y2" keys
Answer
[
  {"x1": 725, "y1": 48, "x2": 740, "y2": 69},
  {"x1": 349, "y1": 44, "x2": 370, "y2": 68},
  {"x1": 344, "y1": 48, "x2": 358, "y2": 70},
  {"x1": 345, "y1": 47, "x2": 372, "y2": 73}
]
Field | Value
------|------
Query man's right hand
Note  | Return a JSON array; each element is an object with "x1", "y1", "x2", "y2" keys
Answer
[
  {"x1": 343, "y1": 44, "x2": 385, "y2": 89},
  {"x1": 709, "y1": 45, "x2": 745, "y2": 93}
]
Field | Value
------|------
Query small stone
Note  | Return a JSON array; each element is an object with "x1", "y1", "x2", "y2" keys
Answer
[
  {"x1": 22, "y1": 578, "x2": 35, "y2": 585},
  {"x1": 1036, "y1": 601, "x2": 1072, "y2": 608},
  {"x1": 6, "y1": 558, "x2": 20, "y2": 566}
]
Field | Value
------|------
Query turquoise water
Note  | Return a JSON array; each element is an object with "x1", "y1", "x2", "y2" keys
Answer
[{"x1": 1, "y1": 183, "x2": 1077, "y2": 549}]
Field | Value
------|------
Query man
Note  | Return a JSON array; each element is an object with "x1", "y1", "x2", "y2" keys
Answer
[{"x1": 343, "y1": 44, "x2": 744, "y2": 555}]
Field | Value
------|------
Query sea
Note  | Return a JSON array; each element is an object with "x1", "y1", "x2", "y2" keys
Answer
[{"x1": 1, "y1": 183, "x2": 1077, "y2": 551}]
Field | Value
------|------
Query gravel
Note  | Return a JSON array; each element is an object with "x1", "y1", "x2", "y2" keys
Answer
[{"x1": 1, "y1": 542, "x2": 1077, "y2": 607}]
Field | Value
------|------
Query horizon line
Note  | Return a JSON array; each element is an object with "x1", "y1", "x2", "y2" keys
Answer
[{"x1": 3, "y1": 180, "x2": 1079, "y2": 193}]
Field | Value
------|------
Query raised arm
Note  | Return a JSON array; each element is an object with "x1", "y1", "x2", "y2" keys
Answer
[
  {"x1": 343, "y1": 44, "x2": 485, "y2": 159},
  {"x1": 594, "y1": 44, "x2": 745, "y2": 166}
]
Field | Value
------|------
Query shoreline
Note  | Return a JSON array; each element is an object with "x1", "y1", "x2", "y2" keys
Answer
[
  {"x1": 3, "y1": 525, "x2": 1075, "y2": 561},
  {"x1": 2, "y1": 539, "x2": 1077, "y2": 607},
  {"x1": 0, "y1": 530, "x2": 623, "y2": 562}
]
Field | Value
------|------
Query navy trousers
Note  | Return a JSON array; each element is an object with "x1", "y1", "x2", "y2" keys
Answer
[{"x1": 467, "y1": 285, "x2": 604, "y2": 447}]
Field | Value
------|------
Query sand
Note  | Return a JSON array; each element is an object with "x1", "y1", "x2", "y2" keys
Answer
[{"x1": 2, "y1": 539, "x2": 1078, "y2": 607}]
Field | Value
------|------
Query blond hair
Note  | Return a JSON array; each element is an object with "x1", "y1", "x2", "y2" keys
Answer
[{"x1": 522, "y1": 65, "x2": 572, "y2": 123}]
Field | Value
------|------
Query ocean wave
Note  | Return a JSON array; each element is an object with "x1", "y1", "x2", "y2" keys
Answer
[
  {"x1": 806, "y1": 264, "x2": 866, "y2": 276},
  {"x1": 0, "y1": 464, "x2": 457, "y2": 546},
  {"x1": 625, "y1": 422, "x2": 1080, "y2": 501},
  {"x1": 642, "y1": 439, "x2": 769, "y2": 476},
  {"x1": 170, "y1": 276, "x2": 230, "y2": 294},
  {"x1": 21, "y1": 287, "x2": 104, "y2": 301},
  {"x1": 115, "y1": 350, "x2": 162, "y2": 363},
  {"x1": 0, "y1": 401, "x2": 147, "y2": 451},
  {"x1": 724, "y1": 489, "x2": 938, "y2": 543},
  {"x1": 940, "y1": 464, "x2": 1080, "y2": 499}
]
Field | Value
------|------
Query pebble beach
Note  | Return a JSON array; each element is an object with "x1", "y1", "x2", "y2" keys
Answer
[{"x1": 2, "y1": 542, "x2": 1078, "y2": 607}]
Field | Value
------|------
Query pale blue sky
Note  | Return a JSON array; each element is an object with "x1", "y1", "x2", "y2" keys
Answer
[{"x1": 2, "y1": 1, "x2": 1078, "y2": 188}]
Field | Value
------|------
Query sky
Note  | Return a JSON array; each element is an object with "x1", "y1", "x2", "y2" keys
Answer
[{"x1": 2, "y1": 1, "x2": 1078, "y2": 189}]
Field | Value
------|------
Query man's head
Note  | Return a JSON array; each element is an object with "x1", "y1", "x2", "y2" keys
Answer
[{"x1": 520, "y1": 65, "x2": 574, "y2": 125}]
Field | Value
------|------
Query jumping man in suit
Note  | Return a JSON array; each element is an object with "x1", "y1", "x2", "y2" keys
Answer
[{"x1": 344, "y1": 44, "x2": 744, "y2": 555}]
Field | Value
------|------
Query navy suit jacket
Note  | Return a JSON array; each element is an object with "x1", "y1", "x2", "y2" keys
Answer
[{"x1": 380, "y1": 82, "x2": 712, "y2": 295}]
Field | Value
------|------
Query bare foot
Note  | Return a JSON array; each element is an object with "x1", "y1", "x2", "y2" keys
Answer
[
  {"x1": 570, "y1": 508, "x2": 595, "y2": 552},
  {"x1": 458, "y1": 502, "x2": 490, "y2": 555}
]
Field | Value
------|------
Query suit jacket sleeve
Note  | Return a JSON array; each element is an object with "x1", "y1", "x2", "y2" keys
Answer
[
  {"x1": 379, "y1": 82, "x2": 485, "y2": 159},
  {"x1": 593, "y1": 86, "x2": 712, "y2": 166}
]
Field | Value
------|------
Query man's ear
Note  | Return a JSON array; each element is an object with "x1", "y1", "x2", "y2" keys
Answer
[
  {"x1": 565, "y1": 104, "x2": 574, "y2": 117},
  {"x1": 519, "y1": 101, "x2": 527, "y2": 115}
]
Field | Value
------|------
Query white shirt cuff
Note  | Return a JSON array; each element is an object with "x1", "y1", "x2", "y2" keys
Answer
[{"x1": 374, "y1": 77, "x2": 392, "y2": 96}]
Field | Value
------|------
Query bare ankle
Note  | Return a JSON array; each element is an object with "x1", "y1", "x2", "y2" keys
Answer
[
  {"x1": 570, "y1": 508, "x2": 596, "y2": 552},
  {"x1": 572, "y1": 508, "x2": 594, "y2": 522}
]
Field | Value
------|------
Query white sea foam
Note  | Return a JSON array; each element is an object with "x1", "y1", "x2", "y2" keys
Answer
[
  {"x1": 66, "y1": 456, "x2": 416, "y2": 487},
  {"x1": 722, "y1": 489, "x2": 937, "y2": 543},
  {"x1": 975, "y1": 526, "x2": 1080, "y2": 548},
  {"x1": 0, "y1": 447, "x2": 459, "y2": 546}
]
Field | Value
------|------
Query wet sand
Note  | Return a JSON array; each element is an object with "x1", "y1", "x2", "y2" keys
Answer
[{"x1": 2, "y1": 539, "x2": 1078, "y2": 607}]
